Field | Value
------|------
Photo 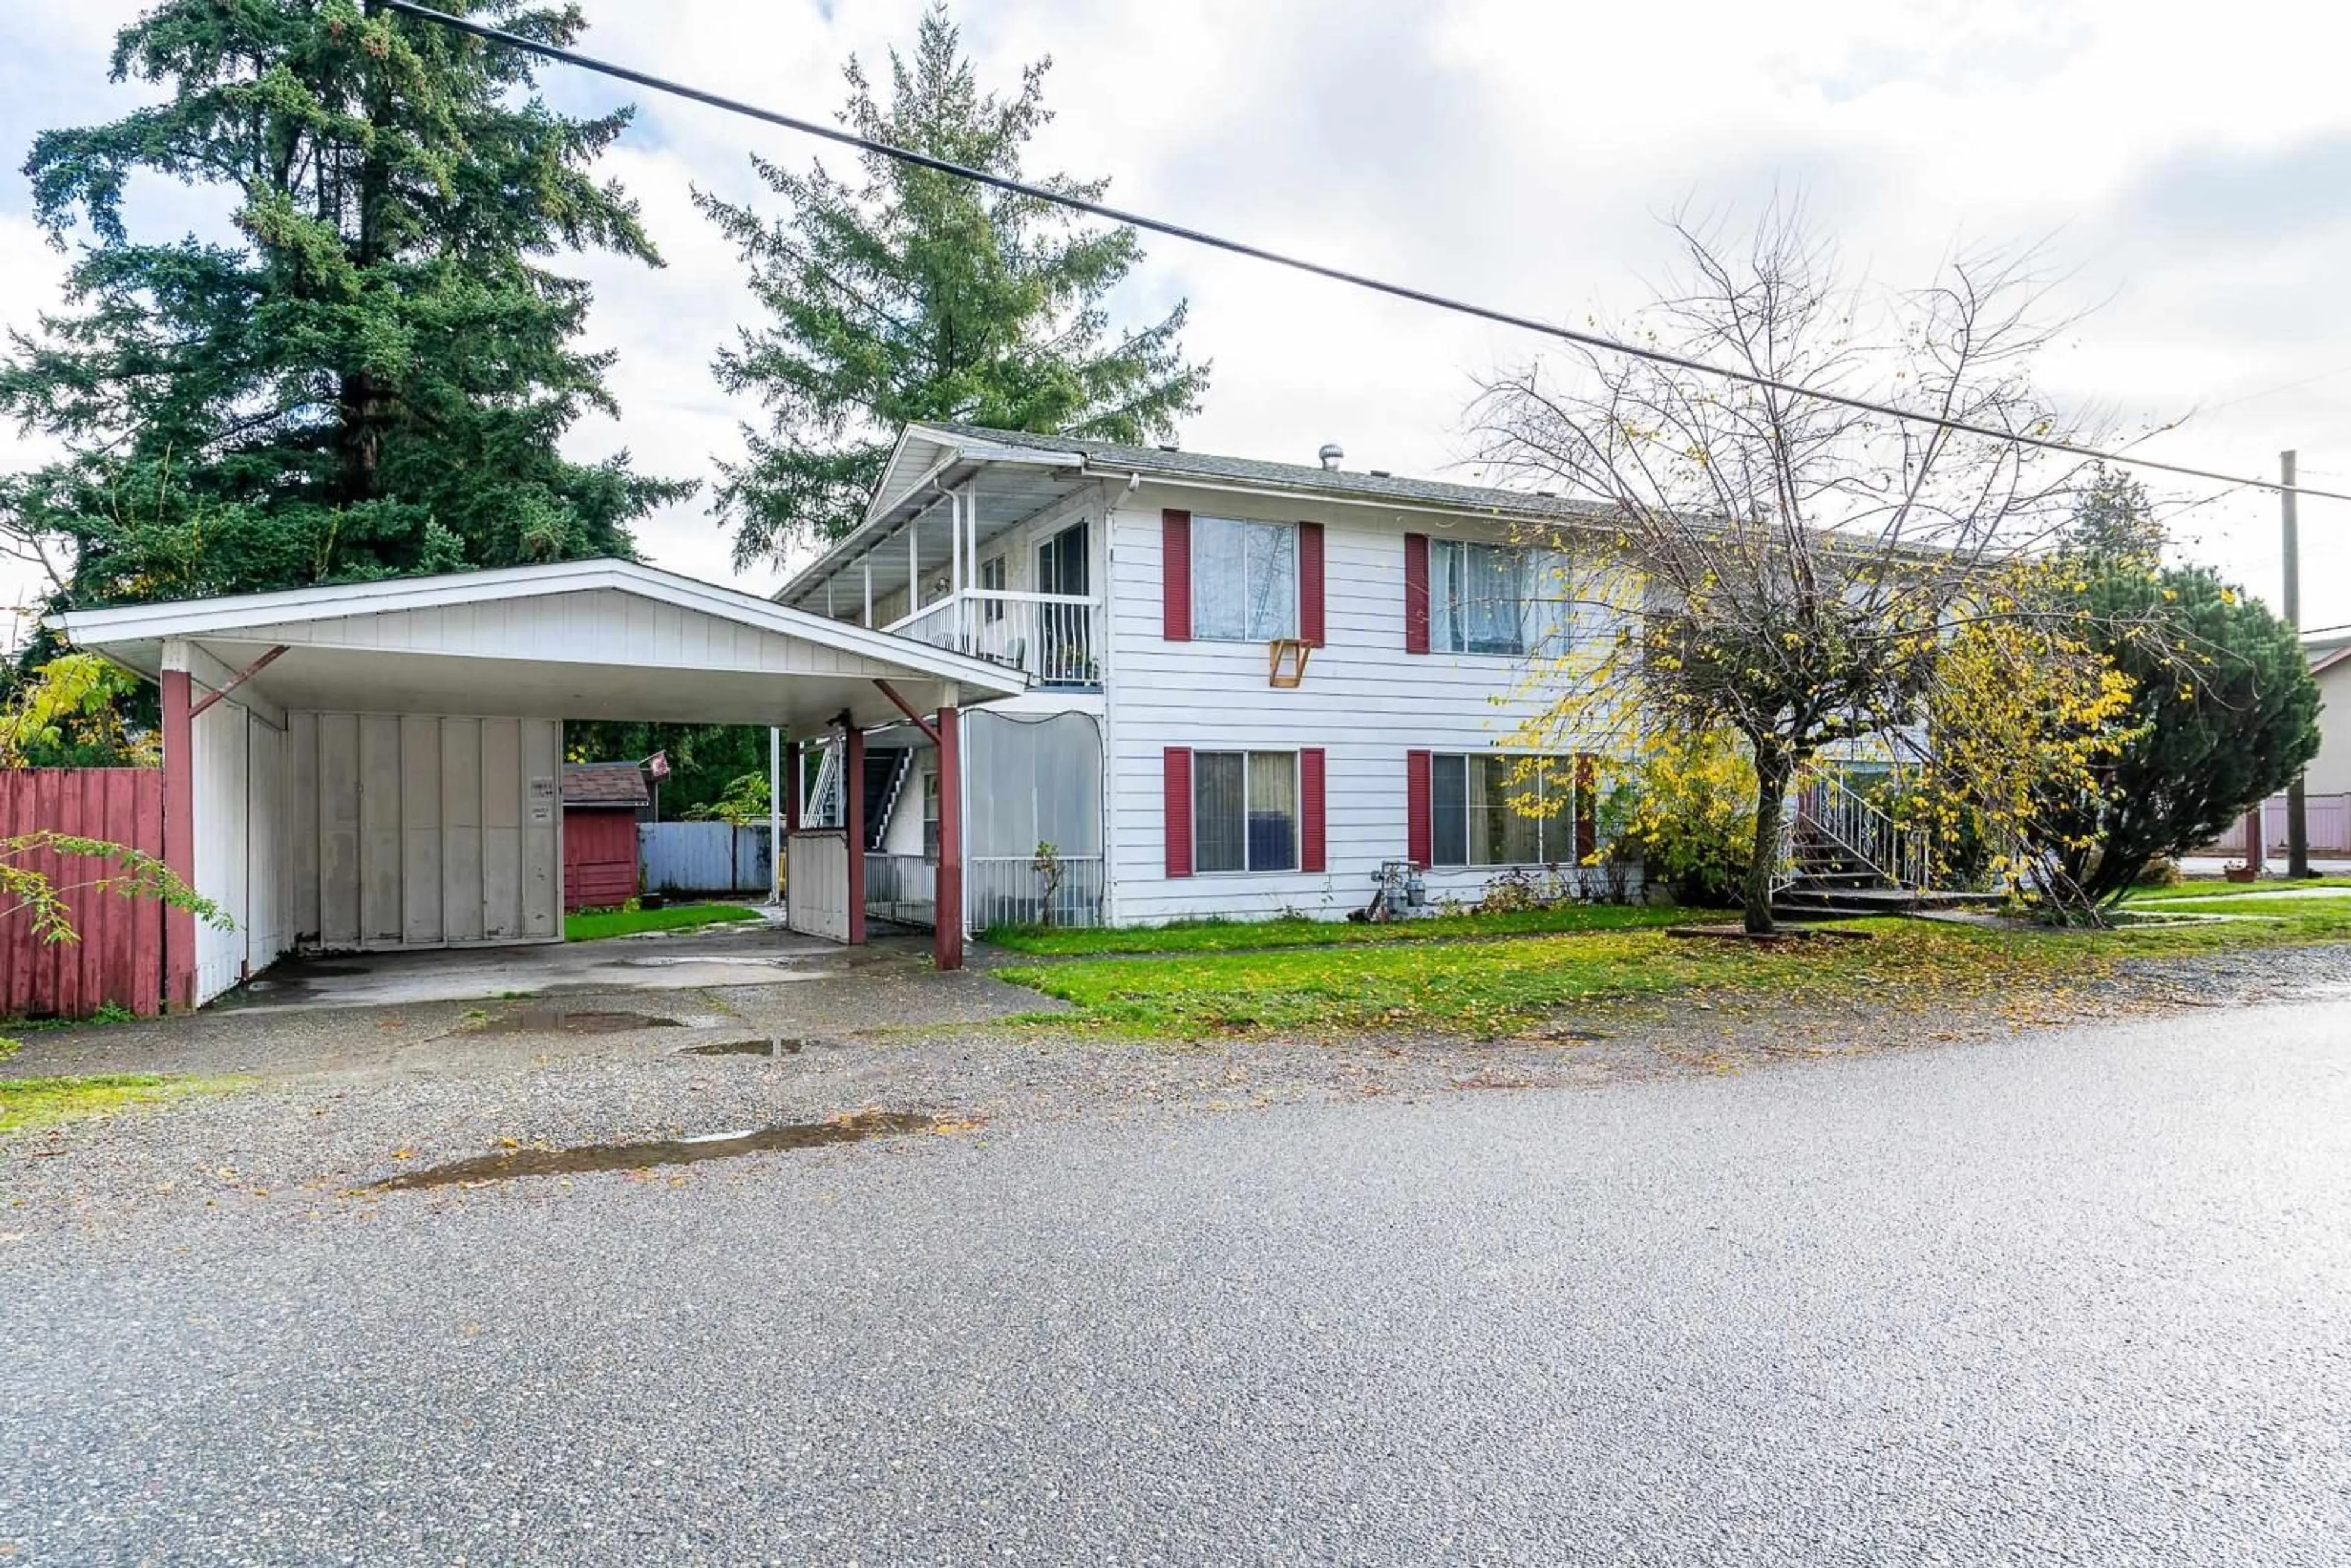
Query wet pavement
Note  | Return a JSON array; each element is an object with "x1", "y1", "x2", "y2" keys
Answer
[{"x1": 7, "y1": 997, "x2": 2350, "y2": 1564}]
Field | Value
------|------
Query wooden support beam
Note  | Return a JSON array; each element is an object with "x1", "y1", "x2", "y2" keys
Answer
[
  {"x1": 189, "y1": 645, "x2": 288, "y2": 719},
  {"x1": 873, "y1": 680, "x2": 942, "y2": 744},
  {"x1": 934, "y1": 705, "x2": 963, "y2": 972}
]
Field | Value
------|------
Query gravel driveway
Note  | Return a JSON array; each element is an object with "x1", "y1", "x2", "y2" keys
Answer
[{"x1": 7, "y1": 960, "x2": 2351, "y2": 1562}]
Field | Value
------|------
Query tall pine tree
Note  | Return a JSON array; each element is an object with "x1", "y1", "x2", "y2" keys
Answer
[
  {"x1": 1, "y1": 0, "x2": 690, "y2": 614},
  {"x1": 699, "y1": 4, "x2": 1207, "y2": 565}
]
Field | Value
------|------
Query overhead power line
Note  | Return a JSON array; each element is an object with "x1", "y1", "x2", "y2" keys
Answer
[{"x1": 380, "y1": 0, "x2": 2351, "y2": 508}]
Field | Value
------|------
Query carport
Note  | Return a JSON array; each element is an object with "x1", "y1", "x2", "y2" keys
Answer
[{"x1": 54, "y1": 558, "x2": 1023, "y2": 1007}]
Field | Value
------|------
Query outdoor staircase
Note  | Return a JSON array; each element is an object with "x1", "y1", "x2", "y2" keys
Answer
[
  {"x1": 1770, "y1": 771, "x2": 2003, "y2": 919},
  {"x1": 861, "y1": 749, "x2": 910, "y2": 852}
]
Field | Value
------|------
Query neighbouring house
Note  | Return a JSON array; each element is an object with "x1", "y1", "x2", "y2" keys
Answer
[
  {"x1": 2297, "y1": 636, "x2": 2351, "y2": 800},
  {"x1": 2213, "y1": 632, "x2": 2351, "y2": 858},
  {"x1": 562, "y1": 762, "x2": 649, "y2": 912},
  {"x1": 774, "y1": 421, "x2": 1627, "y2": 933}
]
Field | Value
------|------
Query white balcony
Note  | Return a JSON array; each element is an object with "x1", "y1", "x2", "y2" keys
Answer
[{"x1": 888, "y1": 590, "x2": 1100, "y2": 688}]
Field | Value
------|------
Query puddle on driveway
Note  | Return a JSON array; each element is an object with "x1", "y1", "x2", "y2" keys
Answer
[
  {"x1": 474, "y1": 1008, "x2": 680, "y2": 1036},
  {"x1": 369, "y1": 1110, "x2": 949, "y2": 1191},
  {"x1": 682, "y1": 1037, "x2": 807, "y2": 1057}
]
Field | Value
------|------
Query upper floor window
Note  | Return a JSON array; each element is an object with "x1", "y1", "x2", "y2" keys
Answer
[
  {"x1": 1193, "y1": 517, "x2": 1298, "y2": 642},
  {"x1": 1430, "y1": 539, "x2": 1572, "y2": 656}
]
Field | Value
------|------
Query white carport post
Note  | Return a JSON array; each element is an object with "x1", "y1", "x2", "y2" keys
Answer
[{"x1": 767, "y1": 726, "x2": 782, "y2": 906}]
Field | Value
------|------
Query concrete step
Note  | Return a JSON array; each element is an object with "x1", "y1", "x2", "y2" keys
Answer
[{"x1": 1776, "y1": 887, "x2": 2006, "y2": 917}]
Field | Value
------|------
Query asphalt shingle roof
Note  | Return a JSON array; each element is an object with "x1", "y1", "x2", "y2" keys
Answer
[
  {"x1": 563, "y1": 762, "x2": 650, "y2": 808},
  {"x1": 913, "y1": 421, "x2": 1613, "y2": 523}
]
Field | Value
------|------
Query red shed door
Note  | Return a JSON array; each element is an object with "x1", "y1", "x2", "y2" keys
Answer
[{"x1": 563, "y1": 807, "x2": 639, "y2": 913}]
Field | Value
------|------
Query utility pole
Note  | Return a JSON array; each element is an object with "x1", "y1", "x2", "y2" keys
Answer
[{"x1": 2285, "y1": 450, "x2": 2311, "y2": 878}]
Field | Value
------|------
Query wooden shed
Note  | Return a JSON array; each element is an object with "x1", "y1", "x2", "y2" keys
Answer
[{"x1": 561, "y1": 762, "x2": 649, "y2": 912}]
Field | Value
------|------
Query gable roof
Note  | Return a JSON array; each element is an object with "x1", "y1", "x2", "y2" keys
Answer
[
  {"x1": 905, "y1": 421, "x2": 1611, "y2": 523},
  {"x1": 53, "y1": 557, "x2": 1026, "y2": 732},
  {"x1": 563, "y1": 762, "x2": 650, "y2": 808}
]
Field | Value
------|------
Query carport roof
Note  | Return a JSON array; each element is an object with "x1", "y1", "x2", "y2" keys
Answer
[{"x1": 51, "y1": 558, "x2": 1023, "y2": 732}]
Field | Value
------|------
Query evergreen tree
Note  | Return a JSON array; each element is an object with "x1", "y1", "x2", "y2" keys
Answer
[
  {"x1": 1, "y1": 0, "x2": 691, "y2": 616},
  {"x1": 698, "y1": 4, "x2": 1207, "y2": 564},
  {"x1": 2064, "y1": 463, "x2": 2167, "y2": 565},
  {"x1": 2050, "y1": 561, "x2": 2320, "y2": 902}
]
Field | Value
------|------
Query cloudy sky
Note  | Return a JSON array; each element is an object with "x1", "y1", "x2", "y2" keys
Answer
[{"x1": 7, "y1": 0, "x2": 2351, "y2": 636}]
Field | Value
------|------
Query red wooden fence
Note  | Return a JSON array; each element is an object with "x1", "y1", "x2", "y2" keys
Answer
[{"x1": 0, "y1": 768, "x2": 165, "y2": 1018}]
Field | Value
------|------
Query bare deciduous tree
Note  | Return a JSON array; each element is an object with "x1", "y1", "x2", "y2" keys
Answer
[{"x1": 1476, "y1": 207, "x2": 2110, "y2": 934}]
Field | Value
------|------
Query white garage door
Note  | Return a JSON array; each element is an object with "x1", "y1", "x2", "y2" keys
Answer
[{"x1": 287, "y1": 713, "x2": 561, "y2": 951}]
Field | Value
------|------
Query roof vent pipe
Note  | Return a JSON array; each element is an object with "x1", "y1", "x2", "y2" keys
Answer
[{"x1": 1318, "y1": 443, "x2": 1344, "y2": 470}]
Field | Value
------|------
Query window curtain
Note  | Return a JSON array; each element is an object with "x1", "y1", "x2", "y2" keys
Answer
[
  {"x1": 1194, "y1": 752, "x2": 1247, "y2": 872},
  {"x1": 1431, "y1": 753, "x2": 1469, "y2": 866},
  {"x1": 1469, "y1": 755, "x2": 1543, "y2": 865},
  {"x1": 1434, "y1": 541, "x2": 1529, "y2": 655},
  {"x1": 1524, "y1": 548, "x2": 1574, "y2": 656},
  {"x1": 1247, "y1": 751, "x2": 1298, "y2": 871}
]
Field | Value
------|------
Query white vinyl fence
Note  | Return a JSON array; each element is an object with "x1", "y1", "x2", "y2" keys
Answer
[
  {"x1": 2207, "y1": 794, "x2": 2351, "y2": 856},
  {"x1": 638, "y1": 822, "x2": 773, "y2": 895}
]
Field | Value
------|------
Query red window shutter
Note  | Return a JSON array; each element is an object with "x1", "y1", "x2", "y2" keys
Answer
[
  {"x1": 1299, "y1": 522, "x2": 1325, "y2": 646},
  {"x1": 1300, "y1": 748, "x2": 1327, "y2": 872},
  {"x1": 1164, "y1": 747, "x2": 1194, "y2": 878},
  {"x1": 1162, "y1": 509, "x2": 1192, "y2": 641},
  {"x1": 1406, "y1": 749, "x2": 1433, "y2": 869},
  {"x1": 1574, "y1": 754, "x2": 1598, "y2": 862},
  {"x1": 1403, "y1": 533, "x2": 1430, "y2": 654}
]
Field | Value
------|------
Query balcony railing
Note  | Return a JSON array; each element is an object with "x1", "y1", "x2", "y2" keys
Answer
[{"x1": 888, "y1": 590, "x2": 1100, "y2": 688}]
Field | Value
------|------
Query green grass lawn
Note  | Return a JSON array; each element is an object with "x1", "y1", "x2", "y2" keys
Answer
[
  {"x1": 984, "y1": 902, "x2": 1707, "y2": 956},
  {"x1": 0, "y1": 1073, "x2": 247, "y2": 1135},
  {"x1": 2124, "y1": 876, "x2": 2351, "y2": 902},
  {"x1": 564, "y1": 902, "x2": 765, "y2": 943},
  {"x1": 997, "y1": 892, "x2": 2351, "y2": 1039}
]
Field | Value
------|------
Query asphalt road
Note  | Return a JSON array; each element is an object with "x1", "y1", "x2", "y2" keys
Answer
[{"x1": 9, "y1": 1000, "x2": 2351, "y2": 1565}]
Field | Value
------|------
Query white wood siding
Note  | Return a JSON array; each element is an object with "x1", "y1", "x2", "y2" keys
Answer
[
  {"x1": 1102, "y1": 486, "x2": 1629, "y2": 925},
  {"x1": 190, "y1": 699, "x2": 248, "y2": 1003},
  {"x1": 189, "y1": 691, "x2": 294, "y2": 1005},
  {"x1": 234, "y1": 588, "x2": 912, "y2": 677},
  {"x1": 285, "y1": 712, "x2": 561, "y2": 952}
]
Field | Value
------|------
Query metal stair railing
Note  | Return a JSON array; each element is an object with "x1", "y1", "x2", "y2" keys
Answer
[
  {"x1": 869, "y1": 750, "x2": 913, "y2": 850},
  {"x1": 1800, "y1": 768, "x2": 1932, "y2": 891}
]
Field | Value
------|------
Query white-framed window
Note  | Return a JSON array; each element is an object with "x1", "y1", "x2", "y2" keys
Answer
[
  {"x1": 1430, "y1": 539, "x2": 1572, "y2": 656},
  {"x1": 977, "y1": 555, "x2": 1006, "y2": 623},
  {"x1": 1193, "y1": 516, "x2": 1298, "y2": 641},
  {"x1": 1430, "y1": 752, "x2": 1577, "y2": 866},
  {"x1": 1194, "y1": 749, "x2": 1299, "y2": 872}
]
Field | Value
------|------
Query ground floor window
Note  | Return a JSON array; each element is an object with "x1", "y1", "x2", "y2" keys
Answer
[
  {"x1": 1430, "y1": 753, "x2": 1577, "y2": 866},
  {"x1": 1194, "y1": 750, "x2": 1299, "y2": 872}
]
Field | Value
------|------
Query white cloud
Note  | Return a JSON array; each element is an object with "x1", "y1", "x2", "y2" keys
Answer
[{"x1": 8, "y1": 0, "x2": 2351, "y2": 621}]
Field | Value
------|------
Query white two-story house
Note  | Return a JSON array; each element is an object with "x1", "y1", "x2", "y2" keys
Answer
[{"x1": 778, "y1": 421, "x2": 1627, "y2": 932}]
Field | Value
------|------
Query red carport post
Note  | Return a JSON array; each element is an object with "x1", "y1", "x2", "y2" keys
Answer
[
  {"x1": 934, "y1": 704, "x2": 963, "y2": 972},
  {"x1": 844, "y1": 720, "x2": 866, "y2": 945},
  {"x1": 160, "y1": 645, "x2": 197, "y2": 1010}
]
